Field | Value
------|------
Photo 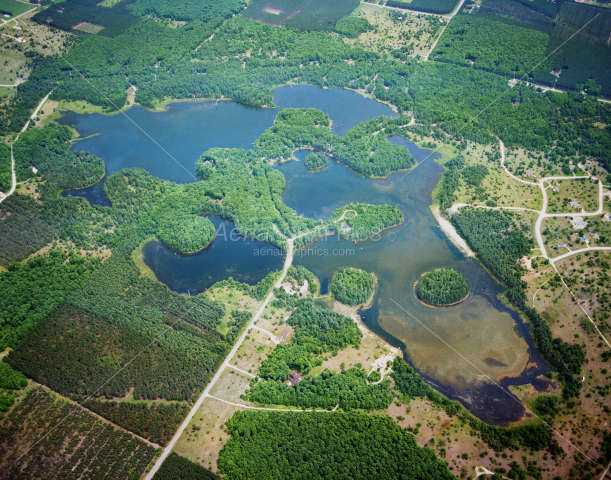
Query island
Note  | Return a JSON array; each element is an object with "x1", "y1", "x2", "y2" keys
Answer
[
  {"x1": 417, "y1": 268, "x2": 470, "y2": 306},
  {"x1": 304, "y1": 151, "x2": 329, "y2": 171},
  {"x1": 331, "y1": 267, "x2": 376, "y2": 306}
]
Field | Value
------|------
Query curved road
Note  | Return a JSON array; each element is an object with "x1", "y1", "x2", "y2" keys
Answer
[{"x1": 0, "y1": 91, "x2": 51, "y2": 204}]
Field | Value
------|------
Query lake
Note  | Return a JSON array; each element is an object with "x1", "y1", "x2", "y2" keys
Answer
[{"x1": 60, "y1": 85, "x2": 548, "y2": 424}]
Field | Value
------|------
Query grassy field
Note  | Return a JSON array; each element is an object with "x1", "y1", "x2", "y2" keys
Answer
[
  {"x1": 346, "y1": 3, "x2": 444, "y2": 57},
  {"x1": 0, "y1": 0, "x2": 35, "y2": 17},
  {"x1": 448, "y1": 143, "x2": 544, "y2": 211},
  {"x1": 546, "y1": 178, "x2": 599, "y2": 214}
]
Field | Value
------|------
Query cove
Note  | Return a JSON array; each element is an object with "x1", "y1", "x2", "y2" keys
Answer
[
  {"x1": 141, "y1": 216, "x2": 285, "y2": 295},
  {"x1": 282, "y1": 142, "x2": 549, "y2": 425},
  {"x1": 59, "y1": 85, "x2": 396, "y2": 204}
]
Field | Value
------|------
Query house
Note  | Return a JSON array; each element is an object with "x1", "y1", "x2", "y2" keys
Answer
[
  {"x1": 519, "y1": 258, "x2": 527, "y2": 265},
  {"x1": 3, "y1": 14, "x2": 10, "y2": 18},
  {"x1": 585, "y1": 163, "x2": 592, "y2": 169},
  {"x1": 527, "y1": 172, "x2": 536, "y2": 177},
  {"x1": 341, "y1": 224, "x2": 351, "y2": 232},
  {"x1": 569, "y1": 201, "x2": 581, "y2": 209},
  {"x1": 570, "y1": 165, "x2": 575, "y2": 171},
  {"x1": 578, "y1": 236, "x2": 588, "y2": 243},
  {"x1": 279, "y1": 330, "x2": 289, "y2": 344},
  {"x1": 558, "y1": 243, "x2": 567, "y2": 248},
  {"x1": 551, "y1": 186, "x2": 560, "y2": 193},
  {"x1": 591, "y1": 233, "x2": 600, "y2": 240},
  {"x1": 573, "y1": 220, "x2": 587, "y2": 229},
  {"x1": 288, "y1": 372, "x2": 301, "y2": 386}
]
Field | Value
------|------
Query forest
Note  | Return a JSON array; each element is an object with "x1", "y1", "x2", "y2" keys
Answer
[
  {"x1": 417, "y1": 268, "x2": 470, "y2": 306},
  {"x1": 0, "y1": 143, "x2": 10, "y2": 193},
  {"x1": 328, "y1": 203, "x2": 404, "y2": 242},
  {"x1": 156, "y1": 215, "x2": 215, "y2": 254},
  {"x1": 0, "y1": 194, "x2": 58, "y2": 267},
  {"x1": 244, "y1": 0, "x2": 360, "y2": 31},
  {"x1": 385, "y1": 0, "x2": 458, "y2": 15},
  {"x1": 15, "y1": 125, "x2": 105, "y2": 190},
  {"x1": 431, "y1": 14, "x2": 549, "y2": 79},
  {"x1": 153, "y1": 452, "x2": 219, "y2": 480},
  {"x1": 0, "y1": 248, "x2": 101, "y2": 350},
  {"x1": 304, "y1": 151, "x2": 328, "y2": 170},
  {"x1": 331, "y1": 267, "x2": 375, "y2": 306},
  {"x1": 254, "y1": 299, "x2": 361, "y2": 382},
  {"x1": 218, "y1": 411, "x2": 454, "y2": 479},
  {"x1": 0, "y1": 389, "x2": 158, "y2": 480},
  {"x1": 82, "y1": 400, "x2": 189, "y2": 446},
  {"x1": 451, "y1": 208, "x2": 585, "y2": 398}
]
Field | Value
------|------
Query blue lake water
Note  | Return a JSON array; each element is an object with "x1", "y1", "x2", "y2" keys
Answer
[{"x1": 60, "y1": 85, "x2": 549, "y2": 424}]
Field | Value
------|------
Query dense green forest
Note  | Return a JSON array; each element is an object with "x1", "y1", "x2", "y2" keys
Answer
[
  {"x1": 244, "y1": 0, "x2": 360, "y2": 31},
  {"x1": 431, "y1": 14, "x2": 549, "y2": 79},
  {"x1": 82, "y1": 400, "x2": 189, "y2": 446},
  {"x1": 0, "y1": 389, "x2": 158, "y2": 480},
  {"x1": 218, "y1": 411, "x2": 454, "y2": 479},
  {"x1": 451, "y1": 208, "x2": 585, "y2": 398},
  {"x1": 329, "y1": 203, "x2": 404, "y2": 242},
  {"x1": 331, "y1": 267, "x2": 375, "y2": 306},
  {"x1": 0, "y1": 362, "x2": 27, "y2": 419},
  {"x1": 0, "y1": 194, "x2": 58, "y2": 267},
  {"x1": 153, "y1": 452, "x2": 219, "y2": 480},
  {"x1": 248, "y1": 367, "x2": 394, "y2": 411},
  {"x1": 15, "y1": 125, "x2": 105, "y2": 190},
  {"x1": 304, "y1": 151, "x2": 328, "y2": 170},
  {"x1": 417, "y1": 268, "x2": 470, "y2": 306},
  {"x1": 156, "y1": 215, "x2": 215, "y2": 254},
  {"x1": 0, "y1": 249, "x2": 100, "y2": 350},
  {"x1": 386, "y1": 0, "x2": 458, "y2": 15},
  {"x1": 5, "y1": 247, "x2": 229, "y2": 403},
  {"x1": 0, "y1": 144, "x2": 11, "y2": 193}
]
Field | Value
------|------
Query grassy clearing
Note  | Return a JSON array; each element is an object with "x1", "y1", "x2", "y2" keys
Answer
[
  {"x1": 173, "y1": 396, "x2": 239, "y2": 475},
  {"x1": 131, "y1": 238, "x2": 158, "y2": 281},
  {"x1": 546, "y1": 177, "x2": 599, "y2": 214},
  {"x1": 449, "y1": 143, "x2": 543, "y2": 211},
  {"x1": 346, "y1": 3, "x2": 444, "y2": 57}
]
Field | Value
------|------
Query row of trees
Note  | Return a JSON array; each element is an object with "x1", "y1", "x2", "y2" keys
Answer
[{"x1": 153, "y1": 452, "x2": 219, "y2": 480}]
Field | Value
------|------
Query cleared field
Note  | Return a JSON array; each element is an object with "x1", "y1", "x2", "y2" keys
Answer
[
  {"x1": 346, "y1": 3, "x2": 444, "y2": 57},
  {"x1": 73, "y1": 21, "x2": 105, "y2": 34}
]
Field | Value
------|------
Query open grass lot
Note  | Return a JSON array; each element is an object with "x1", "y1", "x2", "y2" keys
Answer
[
  {"x1": 346, "y1": 3, "x2": 444, "y2": 57},
  {"x1": 502, "y1": 146, "x2": 567, "y2": 179},
  {"x1": 0, "y1": 0, "x2": 35, "y2": 17},
  {"x1": 174, "y1": 396, "x2": 239, "y2": 475},
  {"x1": 449, "y1": 142, "x2": 543, "y2": 211},
  {"x1": 546, "y1": 177, "x2": 599, "y2": 214}
]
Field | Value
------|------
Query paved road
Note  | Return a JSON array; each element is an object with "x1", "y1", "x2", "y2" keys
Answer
[{"x1": 145, "y1": 237, "x2": 296, "y2": 479}]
